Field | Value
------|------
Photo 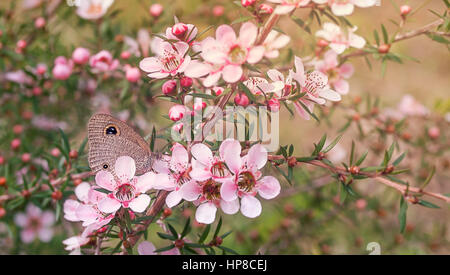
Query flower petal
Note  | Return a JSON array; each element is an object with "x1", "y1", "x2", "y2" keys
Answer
[
  {"x1": 181, "y1": 181, "x2": 201, "y2": 201},
  {"x1": 222, "y1": 65, "x2": 243, "y2": 83},
  {"x1": 138, "y1": 241, "x2": 157, "y2": 255},
  {"x1": 98, "y1": 197, "x2": 121, "y2": 213},
  {"x1": 115, "y1": 156, "x2": 136, "y2": 183},
  {"x1": 191, "y1": 143, "x2": 213, "y2": 166},
  {"x1": 139, "y1": 57, "x2": 161, "y2": 72},
  {"x1": 95, "y1": 171, "x2": 116, "y2": 191},
  {"x1": 239, "y1": 22, "x2": 258, "y2": 48},
  {"x1": 166, "y1": 190, "x2": 183, "y2": 208},
  {"x1": 220, "y1": 199, "x2": 240, "y2": 215},
  {"x1": 223, "y1": 140, "x2": 242, "y2": 174},
  {"x1": 129, "y1": 194, "x2": 151, "y2": 213},
  {"x1": 195, "y1": 202, "x2": 217, "y2": 224},
  {"x1": 247, "y1": 144, "x2": 267, "y2": 170},
  {"x1": 247, "y1": 46, "x2": 265, "y2": 64},
  {"x1": 220, "y1": 181, "x2": 238, "y2": 202},
  {"x1": 258, "y1": 176, "x2": 281, "y2": 199},
  {"x1": 240, "y1": 195, "x2": 262, "y2": 218},
  {"x1": 75, "y1": 182, "x2": 91, "y2": 203},
  {"x1": 136, "y1": 172, "x2": 155, "y2": 193}
]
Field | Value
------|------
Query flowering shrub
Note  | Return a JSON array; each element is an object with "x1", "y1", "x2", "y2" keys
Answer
[{"x1": 0, "y1": 0, "x2": 449, "y2": 255}]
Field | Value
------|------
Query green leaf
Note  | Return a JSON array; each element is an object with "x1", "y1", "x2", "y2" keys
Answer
[
  {"x1": 231, "y1": 16, "x2": 254, "y2": 25},
  {"x1": 418, "y1": 199, "x2": 440, "y2": 209},
  {"x1": 313, "y1": 134, "x2": 327, "y2": 155},
  {"x1": 373, "y1": 30, "x2": 380, "y2": 46},
  {"x1": 167, "y1": 223, "x2": 179, "y2": 238},
  {"x1": 355, "y1": 151, "x2": 368, "y2": 166},
  {"x1": 392, "y1": 152, "x2": 406, "y2": 166},
  {"x1": 157, "y1": 232, "x2": 177, "y2": 240},
  {"x1": 427, "y1": 33, "x2": 450, "y2": 44},
  {"x1": 349, "y1": 141, "x2": 355, "y2": 166},
  {"x1": 218, "y1": 246, "x2": 239, "y2": 255},
  {"x1": 213, "y1": 217, "x2": 222, "y2": 238},
  {"x1": 399, "y1": 196, "x2": 408, "y2": 233},
  {"x1": 154, "y1": 244, "x2": 176, "y2": 253},
  {"x1": 198, "y1": 224, "x2": 211, "y2": 244},
  {"x1": 381, "y1": 24, "x2": 388, "y2": 44},
  {"x1": 181, "y1": 218, "x2": 191, "y2": 238},
  {"x1": 421, "y1": 166, "x2": 435, "y2": 190},
  {"x1": 323, "y1": 134, "x2": 343, "y2": 153}
]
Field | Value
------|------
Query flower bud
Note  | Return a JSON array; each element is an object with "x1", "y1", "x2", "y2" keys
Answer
[
  {"x1": 194, "y1": 100, "x2": 207, "y2": 112},
  {"x1": 317, "y1": 39, "x2": 329, "y2": 48},
  {"x1": 259, "y1": 4, "x2": 273, "y2": 14},
  {"x1": 73, "y1": 178, "x2": 82, "y2": 186},
  {"x1": 287, "y1": 156, "x2": 297, "y2": 167},
  {"x1": 32, "y1": 87, "x2": 43, "y2": 96},
  {"x1": 212, "y1": 5, "x2": 224, "y2": 17},
  {"x1": 268, "y1": 98, "x2": 280, "y2": 112},
  {"x1": 72, "y1": 47, "x2": 91, "y2": 65},
  {"x1": 21, "y1": 153, "x2": 31, "y2": 163},
  {"x1": 0, "y1": 177, "x2": 6, "y2": 187},
  {"x1": 21, "y1": 189, "x2": 31, "y2": 198},
  {"x1": 69, "y1": 150, "x2": 78, "y2": 159},
  {"x1": 349, "y1": 166, "x2": 360, "y2": 174},
  {"x1": 51, "y1": 148, "x2": 60, "y2": 157},
  {"x1": 36, "y1": 64, "x2": 47, "y2": 75},
  {"x1": 378, "y1": 44, "x2": 391, "y2": 54},
  {"x1": 162, "y1": 80, "x2": 177, "y2": 95},
  {"x1": 400, "y1": 5, "x2": 412, "y2": 16},
  {"x1": 428, "y1": 126, "x2": 440, "y2": 139},
  {"x1": 180, "y1": 76, "x2": 193, "y2": 88},
  {"x1": 125, "y1": 66, "x2": 141, "y2": 83},
  {"x1": 13, "y1": 124, "x2": 23, "y2": 135},
  {"x1": 120, "y1": 51, "x2": 131, "y2": 59},
  {"x1": 169, "y1": 105, "x2": 186, "y2": 121},
  {"x1": 0, "y1": 207, "x2": 5, "y2": 218},
  {"x1": 51, "y1": 190, "x2": 63, "y2": 200},
  {"x1": 174, "y1": 239, "x2": 184, "y2": 248},
  {"x1": 242, "y1": 0, "x2": 256, "y2": 7},
  {"x1": 0, "y1": 156, "x2": 4, "y2": 165},
  {"x1": 149, "y1": 4, "x2": 163, "y2": 17},
  {"x1": 234, "y1": 93, "x2": 249, "y2": 107},
  {"x1": 384, "y1": 164, "x2": 394, "y2": 174},
  {"x1": 163, "y1": 208, "x2": 172, "y2": 217},
  {"x1": 34, "y1": 17, "x2": 46, "y2": 29},
  {"x1": 172, "y1": 23, "x2": 188, "y2": 39},
  {"x1": 16, "y1": 39, "x2": 27, "y2": 50},
  {"x1": 355, "y1": 199, "x2": 367, "y2": 210},
  {"x1": 11, "y1": 138, "x2": 21, "y2": 150}
]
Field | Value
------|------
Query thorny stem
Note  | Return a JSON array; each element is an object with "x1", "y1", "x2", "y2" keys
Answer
[{"x1": 268, "y1": 155, "x2": 450, "y2": 204}]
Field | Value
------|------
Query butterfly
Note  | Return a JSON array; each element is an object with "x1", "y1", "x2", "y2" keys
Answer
[{"x1": 87, "y1": 113, "x2": 156, "y2": 177}]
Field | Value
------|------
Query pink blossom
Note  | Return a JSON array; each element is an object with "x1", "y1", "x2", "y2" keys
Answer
[
  {"x1": 267, "y1": 0, "x2": 311, "y2": 14},
  {"x1": 14, "y1": 204, "x2": 55, "y2": 243},
  {"x1": 313, "y1": 0, "x2": 376, "y2": 16},
  {"x1": 72, "y1": 47, "x2": 91, "y2": 65},
  {"x1": 428, "y1": 127, "x2": 440, "y2": 139},
  {"x1": 4, "y1": 70, "x2": 33, "y2": 85},
  {"x1": 169, "y1": 105, "x2": 187, "y2": 121},
  {"x1": 242, "y1": 0, "x2": 257, "y2": 7},
  {"x1": 94, "y1": 156, "x2": 154, "y2": 213},
  {"x1": 316, "y1": 23, "x2": 365, "y2": 54},
  {"x1": 234, "y1": 93, "x2": 250, "y2": 107},
  {"x1": 397, "y1": 95, "x2": 429, "y2": 117},
  {"x1": 166, "y1": 23, "x2": 197, "y2": 43},
  {"x1": 268, "y1": 98, "x2": 281, "y2": 112},
  {"x1": 212, "y1": 5, "x2": 225, "y2": 17},
  {"x1": 139, "y1": 40, "x2": 191, "y2": 79},
  {"x1": 263, "y1": 30, "x2": 290, "y2": 59},
  {"x1": 199, "y1": 23, "x2": 265, "y2": 85},
  {"x1": 259, "y1": 4, "x2": 274, "y2": 14},
  {"x1": 219, "y1": 141, "x2": 280, "y2": 219},
  {"x1": 76, "y1": 0, "x2": 114, "y2": 20},
  {"x1": 162, "y1": 80, "x2": 177, "y2": 95},
  {"x1": 315, "y1": 50, "x2": 354, "y2": 95},
  {"x1": 400, "y1": 5, "x2": 412, "y2": 16},
  {"x1": 125, "y1": 66, "x2": 141, "y2": 82},
  {"x1": 52, "y1": 56, "x2": 73, "y2": 80},
  {"x1": 89, "y1": 50, "x2": 119, "y2": 73},
  {"x1": 34, "y1": 17, "x2": 46, "y2": 28},
  {"x1": 36, "y1": 63, "x2": 47, "y2": 75},
  {"x1": 149, "y1": 4, "x2": 163, "y2": 17}
]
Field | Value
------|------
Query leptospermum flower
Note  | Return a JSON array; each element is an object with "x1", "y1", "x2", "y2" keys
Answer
[
  {"x1": 199, "y1": 22, "x2": 265, "y2": 85},
  {"x1": 14, "y1": 203, "x2": 55, "y2": 243},
  {"x1": 262, "y1": 30, "x2": 291, "y2": 59},
  {"x1": 219, "y1": 140, "x2": 281, "y2": 218},
  {"x1": 76, "y1": 0, "x2": 114, "y2": 20},
  {"x1": 315, "y1": 50, "x2": 354, "y2": 95},
  {"x1": 315, "y1": 22, "x2": 365, "y2": 54},
  {"x1": 291, "y1": 56, "x2": 341, "y2": 120},
  {"x1": 165, "y1": 23, "x2": 198, "y2": 43},
  {"x1": 89, "y1": 50, "x2": 119, "y2": 73},
  {"x1": 267, "y1": 0, "x2": 311, "y2": 14},
  {"x1": 313, "y1": 0, "x2": 377, "y2": 16},
  {"x1": 95, "y1": 156, "x2": 154, "y2": 213},
  {"x1": 139, "y1": 40, "x2": 192, "y2": 79}
]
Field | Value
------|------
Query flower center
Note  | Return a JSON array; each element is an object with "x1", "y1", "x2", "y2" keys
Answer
[
  {"x1": 177, "y1": 167, "x2": 192, "y2": 186},
  {"x1": 201, "y1": 179, "x2": 221, "y2": 201},
  {"x1": 237, "y1": 171, "x2": 257, "y2": 192},
  {"x1": 228, "y1": 45, "x2": 247, "y2": 64},
  {"x1": 161, "y1": 50, "x2": 182, "y2": 73},
  {"x1": 114, "y1": 184, "x2": 136, "y2": 202},
  {"x1": 87, "y1": 4, "x2": 102, "y2": 15},
  {"x1": 302, "y1": 71, "x2": 327, "y2": 95},
  {"x1": 29, "y1": 217, "x2": 41, "y2": 230},
  {"x1": 210, "y1": 161, "x2": 230, "y2": 178}
]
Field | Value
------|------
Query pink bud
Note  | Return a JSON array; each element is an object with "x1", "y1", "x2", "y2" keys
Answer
[
  {"x1": 428, "y1": 127, "x2": 440, "y2": 139},
  {"x1": 52, "y1": 63, "x2": 72, "y2": 80},
  {"x1": 212, "y1": 87, "x2": 224, "y2": 96},
  {"x1": 72, "y1": 47, "x2": 90, "y2": 65},
  {"x1": 212, "y1": 5, "x2": 224, "y2": 17},
  {"x1": 13, "y1": 124, "x2": 23, "y2": 135},
  {"x1": 162, "y1": 80, "x2": 177, "y2": 95},
  {"x1": 51, "y1": 148, "x2": 60, "y2": 157},
  {"x1": 400, "y1": 5, "x2": 411, "y2": 16},
  {"x1": 125, "y1": 67, "x2": 141, "y2": 83},
  {"x1": 36, "y1": 64, "x2": 47, "y2": 75},
  {"x1": 259, "y1": 4, "x2": 273, "y2": 14},
  {"x1": 241, "y1": 0, "x2": 256, "y2": 7},
  {"x1": 172, "y1": 123, "x2": 183, "y2": 132},
  {"x1": 172, "y1": 23, "x2": 188, "y2": 39},
  {"x1": 149, "y1": 4, "x2": 163, "y2": 17},
  {"x1": 21, "y1": 153, "x2": 31, "y2": 163},
  {"x1": 120, "y1": 51, "x2": 131, "y2": 59},
  {"x1": 0, "y1": 156, "x2": 4, "y2": 165},
  {"x1": 169, "y1": 105, "x2": 186, "y2": 121},
  {"x1": 17, "y1": 40, "x2": 27, "y2": 49},
  {"x1": 234, "y1": 93, "x2": 250, "y2": 107},
  {"x1": 34, "y1": 17, "x2": 46, "y2": 28},
  {"x1": 11, "y1": 138, "x2": 21, "y2": 150},
  {"x1": 32, "y1": 87, "x2": 43, "y2": 96},
  {"x1": 180, "y1": 76, "x2": 193, "y2": 88},
  {"x1": 194, "y1": 100, "x2": 207, "y2": 111},
  {"x1": 268, "y1": 98, "x2": 280, "y2": 112},
  {"x1": 355, "y1": 199, "x2": 367, "y2": 210}
]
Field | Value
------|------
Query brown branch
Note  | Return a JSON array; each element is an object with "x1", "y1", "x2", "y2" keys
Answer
[{"x1": 269, "y1": 155, "x2": 450, "y2": 204}]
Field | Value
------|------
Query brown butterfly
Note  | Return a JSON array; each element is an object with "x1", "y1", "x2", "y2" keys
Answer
[{"x1": 88, "y1": 113, "x2": 156, "y2": 176}]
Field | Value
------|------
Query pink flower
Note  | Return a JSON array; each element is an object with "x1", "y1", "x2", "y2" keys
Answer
[
  {"x1": 268, "y1": 98, "x2": 280, "y2": 112},
  {"x1": 169, "y1": 104, "x2": 187, "y2": 121},
  {"x1": 149, "y1": 3, "x2": 163, "y2": 17},
  {"x1": 36, "y1": 63, "x2": 47, "y2": 75},
  {"x1": 400, "y1": 5, "x2": 412, "y2": 16},
  {"x1": 200, "y1": 23, "x2": 265, "y2": 84},
  {"x1": 14, "y1": 204, "x2": 55, "y2": 243},
  {"x1": 315, "y1": 50, "x2": 354, "y2": 95},
  {"x1": 166, "y1": 23, "x2": 197, "y2": 43},
  {"x1": 267, "y1": 0, "x2": 311, "y2": 14},
  {"x1": 397, "y1": 95, "x2": 429, "y2": 117},
  {"x1": 34, "y1": 17, "x2": 46, "y2": 28},
  {"x1": 313, "y1": 0, "x2": 376, "y2": 16},
  {"x1": 72, "y1": 47, "x2": 91, "y2": 65},
  {"x1": 291, "y1": 56, "x2": 341, "y2": 120},
  {"x1": 52, "y1": 56, "x2": 73, "y2": 80},
  {"x1": 244, "y1": 77, "x2": 270, "y2": 95},
  {"x1": 428, "y1": 127, "x2": 440, "y2": 139},
  {"x1": 316, "y1": 23, "x2": 365, "y2": 54},
  {"x1": 89, "y1": 50, "x2": 119, "y2": 73},
  {"x1": 4, "y1": 70, "x2": 33, "y2": 84},
  {"x1": 219, "y1": 141, "x2": 280, "y2": 218},
  {"x1": 259, "y1": 4, "x2": 274, "y2": 14},
  {"x1": 212, "y1": 5, "x2": 225, "y2": 17},
  {"x1": 94, "y1": 156, "x2": 154, "y2": 213},
  {"x1": 242, "y1": 0, "x2": 257, "y2": 7},
  {"x1": 234, "y1": 93, "x2": 250, "y2": 107},
  {"x1": 125, "y1": 66, "x2": 141, "y2": 82},
  {"x1": 76, "y1": 0, "x2": 114, "y2": 20},
  {"x1": 162, "y1": 80, "x2": 177, "y2": 95},
  {"x1": 139, "y1": 40, "x2": 191, "y2": 79},
  {"x1": 263, "y1": 30, "x2": 290, "y2": 59}
]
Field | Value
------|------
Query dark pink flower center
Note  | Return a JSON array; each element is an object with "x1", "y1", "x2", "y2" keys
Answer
[
  {"x1": 201, "y1": 179, "x2": 221, "y2": 201},
  {"x1": 228, "y1": 45, "x2": 247, "y2": 64},
  {"x1": 114, "y1": 184, "x2": 136, "y2": 202},
  {"x1": 237, "y1": 171, "x2": 256, "y2": 192},
  {"x1": 210, "y1": 161, "x2": 230, "y2": 178}
]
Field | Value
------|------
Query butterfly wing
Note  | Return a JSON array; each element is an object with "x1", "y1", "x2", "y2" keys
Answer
[{"x1": 88, "y1": 113, "x2": 153, "y2": 176}]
